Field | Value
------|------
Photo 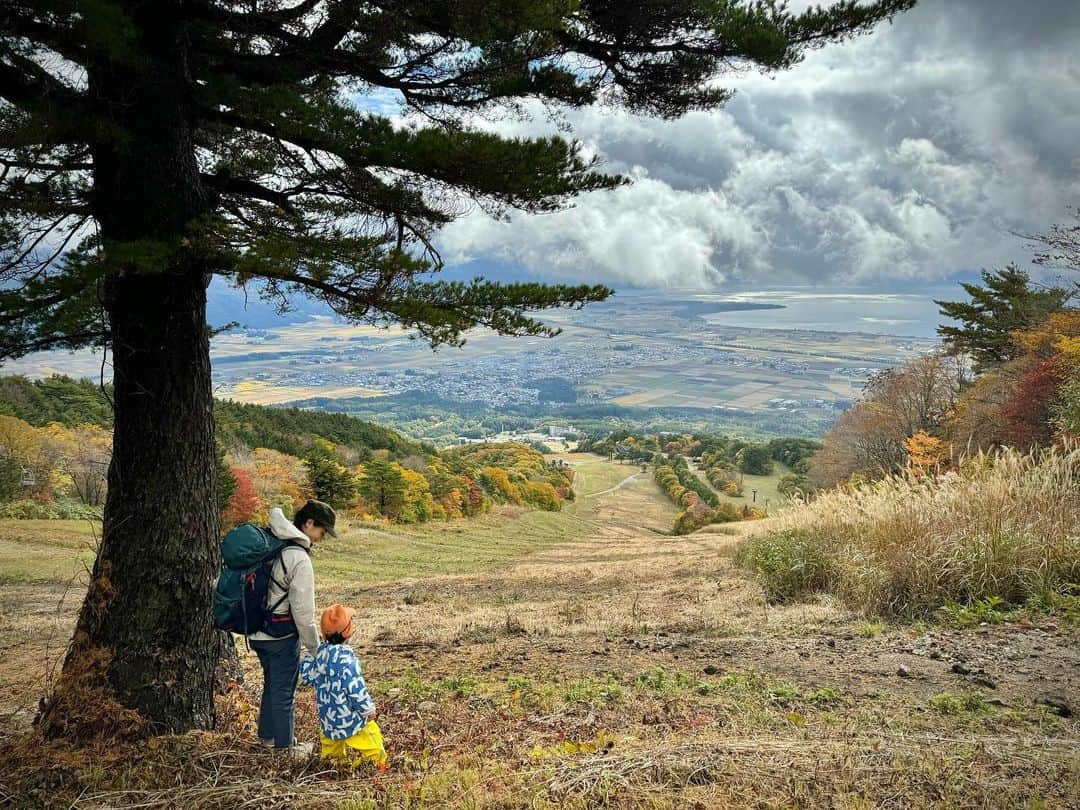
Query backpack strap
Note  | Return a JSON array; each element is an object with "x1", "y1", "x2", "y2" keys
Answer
[{"x1": 264, "y1": 539, "x2": 310, "y2": 616}]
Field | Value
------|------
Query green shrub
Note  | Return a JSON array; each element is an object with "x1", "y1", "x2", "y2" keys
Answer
[
  {"x1": 734, "y1": 529, "x2": 837, "y2": 603},
  {"x1": 0, "y1": 499, "x2": 103, "y2": 520}
]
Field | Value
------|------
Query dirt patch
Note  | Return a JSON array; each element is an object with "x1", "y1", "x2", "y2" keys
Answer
[{"x1": 1, "y1": 472, "x2": 1077, "y2": 808}]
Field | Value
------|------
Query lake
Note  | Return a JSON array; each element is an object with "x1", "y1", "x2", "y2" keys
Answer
[{"x1": 690, "y1": 290, "x2": 947, "y2": 338}]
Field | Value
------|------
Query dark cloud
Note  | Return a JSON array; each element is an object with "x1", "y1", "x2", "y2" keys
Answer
[{"x1": 440, "y1": 0, "x2": 1080, "y2": 288}]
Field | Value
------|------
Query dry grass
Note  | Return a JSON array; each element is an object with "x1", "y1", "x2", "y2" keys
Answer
[
  {"x1": 737, "y1": 445, "x2": 1080, "y2": 616},
  {"x1": 540, "y1": 732, "x2": 1080, "y2": 808},
  {"x1": 1, "y1": 453, "x2": 1078, "y2": 809}
]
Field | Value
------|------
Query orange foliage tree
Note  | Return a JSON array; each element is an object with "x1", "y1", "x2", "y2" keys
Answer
[
  {"x1": 223, "y1": 467, "x2": 263, "y2": 527},
  {"x1": 244, "y1": 448, "x2": 313, "y2": 522},
  {"x1": 903, "y1": 430, "x2": 946, "y2": 476}
]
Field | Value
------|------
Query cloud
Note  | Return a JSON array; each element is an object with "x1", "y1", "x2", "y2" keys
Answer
[
  {"x1": 442, "y1": 170, "x2": 771, "y2": 288},
  {"x1": 436, "y1": 0, "x2": 1080, "y2": 289}
]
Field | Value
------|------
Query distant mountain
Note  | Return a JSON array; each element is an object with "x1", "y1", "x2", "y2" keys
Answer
[
  {"x1": 206, "y1": 261, "x2": 522, "y2": 330},
  {"x1": 206, "y1": 277, "x2": 335, "y2": 329}
]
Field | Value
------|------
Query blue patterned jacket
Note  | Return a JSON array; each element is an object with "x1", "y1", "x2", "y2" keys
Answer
[{"x1": 299, "y1": 641, "x2": 376, "y2": 740}]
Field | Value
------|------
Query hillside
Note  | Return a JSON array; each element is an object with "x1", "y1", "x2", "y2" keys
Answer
[
  {"x1": 1, "y1": 453, "x2": 1076, "y2": 807},
  {"x1": 0, "y1": 375, "x2": 574, "y2": 525},
  {"x1": 0, "y1": 374, "x2": 421, "y2": 459}
]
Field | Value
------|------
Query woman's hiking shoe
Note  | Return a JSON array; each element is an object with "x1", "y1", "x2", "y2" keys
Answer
[
  {"x1": 284, "y1": 741, "x2": 315, "y2": 758},
  {"x1": 257, "y1": 737, "x2": 275, "y2": 749}
]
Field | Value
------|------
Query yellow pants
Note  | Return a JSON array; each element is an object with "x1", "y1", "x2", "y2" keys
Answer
[{"x1": 320, "y1": 720, "x2": 388, "y2": 769}]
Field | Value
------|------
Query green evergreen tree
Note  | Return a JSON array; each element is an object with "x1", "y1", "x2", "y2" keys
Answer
[
  {"x1": 0, "y1": 455, "x2": 23, "y2": 502},
  {"x1": 303, "y1": 448, "x2": 359, "y2": 508},
  {"x1": 0, "y1": 0, "x2": 914, "y2": 735},
  {"x1": 737, "y1": 444, "x2": 773, "y2": 476},
  {"x1": 0, "y1": 375, "x2": 114, "y2": 428},
  {"x1": 935, "y1": 266, "x2": 1070, "y2": 372},
  {"x1": 214, "y1": 442, "x2": 236, "y2": 523},
  {"x1": 358, "y1": 458, "x2": 407, "y2": 519}
]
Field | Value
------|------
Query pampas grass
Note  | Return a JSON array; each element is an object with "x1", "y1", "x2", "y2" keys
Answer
[{"x1": 736, "y1": 444, "x2": 1080, "y2": 616}]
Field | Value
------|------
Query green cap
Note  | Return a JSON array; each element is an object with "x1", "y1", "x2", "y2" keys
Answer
[{"x1": 296, "y1": 499, "x2": 338, "y2": 538}]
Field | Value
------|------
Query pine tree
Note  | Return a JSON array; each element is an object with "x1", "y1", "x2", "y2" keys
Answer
[
  {"x1": 358, "y1": 458, "x2": 407, "y2": 519},
  {"x1": 214, "y1": 442, "x2": 237, "y2": 520},
  {"x1": 1, "y1": 0, "x2": 915, "y2": 734},
  {"x1": 935, "y1": 266, "x2": 1070, "y2": 372},
  {"x1": 0, "y1": 454, "x2": 22, "y2": 501},
  {"x1": 303, "y1": 448, "x2": 358, "y2": 507}
]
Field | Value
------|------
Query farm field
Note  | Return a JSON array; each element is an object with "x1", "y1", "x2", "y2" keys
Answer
[
  {"x1": 1, "y1": 454, "x2": 1077, "y2": 808},
  {"x1": 0, "y1": 291, "x2": 937, "y2": 441}
]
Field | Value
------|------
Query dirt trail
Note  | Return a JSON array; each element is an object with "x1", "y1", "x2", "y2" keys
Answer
[
  {"x1": 1, "y1": 462, "x2": 1077, "y2": 807},
  {"x1": 352, "y1": 475, "x2": 1079, "y2": 712},
  {"x1": 580, "y1": 471, "x2": 642, "y2": 499}
]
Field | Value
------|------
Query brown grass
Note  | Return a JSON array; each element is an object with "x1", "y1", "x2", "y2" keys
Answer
[
  {"x1": 738, "y1": 445, "x2": 1080, "y2": 616},
  {"x1": 0, "y1": 454, "x2": 1077, "y2": 809}
]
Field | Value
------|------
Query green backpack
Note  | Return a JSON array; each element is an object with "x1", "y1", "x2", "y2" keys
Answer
[{"x1": 212, "y1": 523, "x2": 301, "y2": 636}]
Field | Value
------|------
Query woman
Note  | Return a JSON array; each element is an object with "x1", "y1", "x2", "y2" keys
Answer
[{"x1": 249, "y1": 498, "x2": 338, "y2": 752}]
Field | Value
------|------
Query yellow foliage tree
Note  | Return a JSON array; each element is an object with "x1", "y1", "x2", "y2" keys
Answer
[
  {"x1": 399, "y1": 467, "x2": 437, "y2": 523},
  {"x1": 39, "y1": 422, "x2": 112, "y2": 506},
  {"x1": 0, "y1": 415, "x2": 53, "y2": 499},
  {"x1": 521, "y1": 480, "x2": 561, "y2": 512},
  {"x1": 1011, "y1": 310, "x2": 1080, "y2": 359},
  {"x1": 903, "y1": 430, "x2": 946, "y2": 475},
  {"x1": 480, "y1": 465, "x2": 521, "y2": 504}
]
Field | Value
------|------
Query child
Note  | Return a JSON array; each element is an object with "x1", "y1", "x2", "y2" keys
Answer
[{"x1": 299, "y1": 603, "x2": 388, "y2": 770}]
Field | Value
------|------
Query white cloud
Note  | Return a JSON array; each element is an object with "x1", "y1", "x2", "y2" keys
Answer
[
  {"x1": 435, "y1": 0, "x2": 1080, "y2": 289},
  {"x1": 442, "y1": 172, "x2": 770, "y2": 288}
]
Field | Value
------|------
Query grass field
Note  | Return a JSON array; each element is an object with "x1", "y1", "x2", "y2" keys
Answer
[
  {"x1": 0, "y1": 520, "x2": 100, "y2": 586},
  {"x1": 688, "y1": 461, "x2": 793, "y2": 515},
  {"x1": 0, "y1": 453, "x2": 1077, "y2": 808}
]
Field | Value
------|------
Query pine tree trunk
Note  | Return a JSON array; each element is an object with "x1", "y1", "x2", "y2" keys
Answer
[
  {"x1": 76, "y1": 271, "x2": 220, "y2": 732},
  {"x1": 41, "y1": 4, "x2": 224, "y2": 736}
]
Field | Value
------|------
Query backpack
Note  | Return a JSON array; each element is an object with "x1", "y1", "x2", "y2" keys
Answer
[{"x1": 212, "y1": 523, "x2": 305, "y2": 636}]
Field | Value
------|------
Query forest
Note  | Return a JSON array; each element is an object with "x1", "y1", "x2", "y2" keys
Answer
[{"x1": 0, "y1": 375, "x2": 572, "y2": 525}]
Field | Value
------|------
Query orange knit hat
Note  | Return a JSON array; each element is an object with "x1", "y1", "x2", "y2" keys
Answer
[{"x1": 320, "y1": 603, "x2": 356, "y2": 639}]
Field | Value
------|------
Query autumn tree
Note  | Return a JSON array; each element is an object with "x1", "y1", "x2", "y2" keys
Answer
[
  {"x1": 809, "y1": 354, "x2": 963, "y2": 487},
  {"x1": 243, "y1": 447, "x2": 313, "y2": 519},
  {"x1": 39, "y1": 422, "x2": 112, "y2": 506},
  {"x1": 1, "y1": 0, "x2": 915, "y2": 734},
  {"x1": 222, "y1": 466, "x2": 262, "y2": 526},
  {"x1": 997, "y1": 359, "x2": 1069, "y2": 450},
  {"x1": 1011, "y1": 310, "x2": 1080, "y2": 360},
  {"x1": 944, "y1": 308, "x2": 1080, "y2": 451},
  {"x1": 903, "y1": 430, "x2": 945, "y2": 476},
  {"x1": 0, "y1": 414, "x2": 54, "y2": 499},
  {"x1": 480, "y1": 465, "x2": 521, "y2": 504},
  {"x1": 398, "y1": 466, "x2": 435, "y2": 523},
  {"x1": 947, "y1": 363, "x2": 1026, "y2": 452}
]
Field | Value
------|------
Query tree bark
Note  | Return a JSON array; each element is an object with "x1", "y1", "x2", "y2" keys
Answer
[
  {"x1": 42, "y1": 270, "x2": 221, "y2": 736},
  {"x1": 42, "y1": 2, "x2": 223, "y2": 736}
]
